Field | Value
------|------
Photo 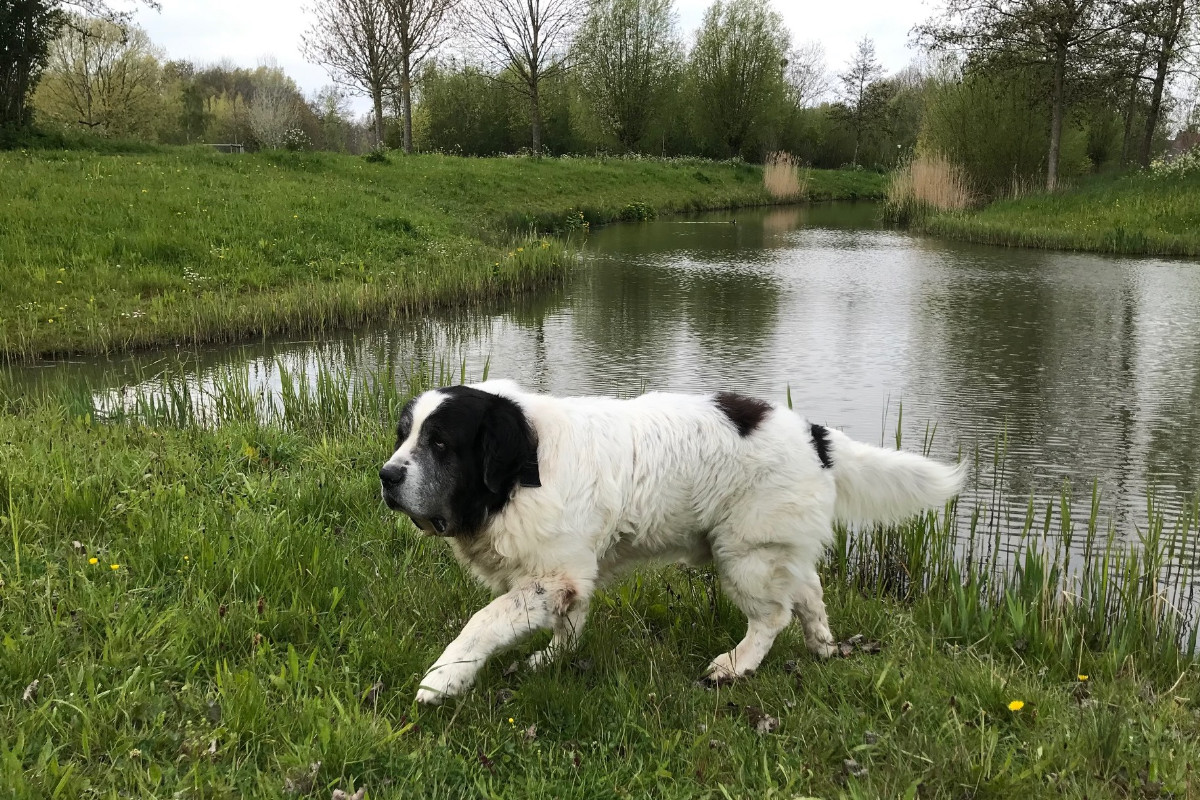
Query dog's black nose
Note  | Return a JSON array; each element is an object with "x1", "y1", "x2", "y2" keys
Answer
[{"x1": 379, "y1": 464, "x2": 406, "y2": 488}]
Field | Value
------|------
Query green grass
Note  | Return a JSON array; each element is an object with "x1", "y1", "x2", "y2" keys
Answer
[
  {"x1": 1, "y1": 363, "x2": 1197, "y2": 798},
  {"x1": 919, "y1": 171, "x2": 1200, "y2": 257},
  {"x1": 0, "y1": 148, "x2": 886, "y2": 363}
]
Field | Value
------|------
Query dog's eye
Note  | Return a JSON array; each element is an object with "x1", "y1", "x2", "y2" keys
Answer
[{"x1": 430, "y1": 437, "x2": 447, "y2": 451}]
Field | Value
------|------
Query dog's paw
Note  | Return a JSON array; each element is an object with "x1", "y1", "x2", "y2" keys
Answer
[
  {"x1": 808, "y1": 639, "x2": 838, "y2": 659},
  {"x1": 701, "y1": 653, "x2": 751, "y2": 686},
  {"x1": 415, "y1": 661, "x2": 476, "y2": 704},
  {"x1": 526, "y1": 648, "x2": 554, "y2": 671}
]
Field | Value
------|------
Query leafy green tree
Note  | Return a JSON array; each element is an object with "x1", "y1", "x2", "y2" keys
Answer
[
  {"x1": 917, "y1": 0, "x2": 1139, "y2": 190},
  {"x1": 836, "y1": 36, "x2": 884, "y2": 165},
  {"x1": 33, "y1": 13, "x2": 163, "y2": 136},
  {"x1": 0, "y1": 0, "x2": 62, "y2": 133},
  {"x1": 688, "y1": 0, "x2": 790, "y2": 157},
  {"x1": 573, "y1": 0, "x2": 682, "y2": 151}
]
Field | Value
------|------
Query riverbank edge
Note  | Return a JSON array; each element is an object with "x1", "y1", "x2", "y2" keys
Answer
[
  {"x1": 1, "y1": 375, "x2": 1196, "y2": 798},
  {"x1": 911, "y1": 172, "x2": 1200, "y2": 258},
  {"x1": 1, "y1": 152, "x2": 887, "y2": 364}
]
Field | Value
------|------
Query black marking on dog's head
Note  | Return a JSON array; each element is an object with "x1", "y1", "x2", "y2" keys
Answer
[
  {"x1": 810, "y1": 423, "x2": 833, "y2": 469},
  {"x1": 713, "y1": 391, "x2": 772, "y2": 437},
  {"x1": 383, "y1": 386, "x2": 539, "y2": 537}
]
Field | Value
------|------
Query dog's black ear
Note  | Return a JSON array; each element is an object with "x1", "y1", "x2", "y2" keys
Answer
[{"x1": 478, "y1": 397, "x2": 541, "y2": 495}]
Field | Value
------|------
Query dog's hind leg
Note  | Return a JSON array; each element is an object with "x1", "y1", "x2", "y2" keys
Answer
[
  {"x1": 793, "y1": 566, "x2": 837, "y2": 658},
  {"x1": 702, "y1": 546, "x2": 797, "y2": 684}
]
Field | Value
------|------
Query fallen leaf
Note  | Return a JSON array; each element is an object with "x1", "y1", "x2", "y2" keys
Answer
[
  {"x1": 331, "y1": 788, "x2": 365, "y2": 800},
  {"x1": 843, "y1": 757, "x2": 868, "y2": 778},
  {"x1": 22, "y1": 680, "x2": 39, "y2": 704}
]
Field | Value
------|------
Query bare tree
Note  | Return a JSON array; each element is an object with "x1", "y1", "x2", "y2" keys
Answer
[
  {"x1": 786, "y1": 40, "x2": 829, "y2": 108},
  {"x1": 390, "y1": 0, "x2": 459, "y2": 153},
  {"x1": 36, "y1": 13, "x2": 162, "y2": 135},
  {"x1": 303, "y1": 0, "x2": 397, "y2": 148},
  {"x1": 460, "y1": 0, "x2": 585, "y2": 154}
]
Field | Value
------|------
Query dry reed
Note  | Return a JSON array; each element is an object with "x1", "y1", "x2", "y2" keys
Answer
[
  {"x1": 885, "y1": 152, "x2": 973, "y2": 223},
  {"x1": 763, "y1": 151, "x2": 808, "y2": 200}
]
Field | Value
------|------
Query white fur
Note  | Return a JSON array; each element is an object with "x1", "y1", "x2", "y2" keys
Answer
[{"x1": 412, "y1": 381, "x2": 964, "y2": 703}]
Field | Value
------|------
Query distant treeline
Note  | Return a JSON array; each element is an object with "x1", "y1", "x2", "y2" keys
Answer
[{"x1": 3, "y1": 0, "x2": 1197, "y2": 194}]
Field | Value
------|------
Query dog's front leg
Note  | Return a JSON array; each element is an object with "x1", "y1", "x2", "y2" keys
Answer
[{"x1": 416, "y1": 581, "x2": 556, "y2": 704}]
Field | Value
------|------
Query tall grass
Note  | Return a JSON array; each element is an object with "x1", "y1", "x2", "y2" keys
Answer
[
  {"x1": 883, "y1": 152, "x2": 974, "y2": 224},
  {"x1": 762, "y1": 152, "x2": 809, "y2": 201},
  {"x1": 3, "y1": 363, "x2": 1198, "y2": 797}
]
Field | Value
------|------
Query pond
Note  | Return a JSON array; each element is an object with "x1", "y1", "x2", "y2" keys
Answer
[{"x1": 14, "y1": 202, "x2": 1200, "y2": 558}]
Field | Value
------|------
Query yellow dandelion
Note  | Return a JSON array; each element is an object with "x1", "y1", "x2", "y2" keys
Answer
[
  {"x1": 516, "y1": 247, "x2": 524, "y2": 252},
  {"x1": 508, "y1": 717, "x2": 514, "y2": 725},
  {"x1": 88, "y1": 557, "x2": 98, "y2": 565},
  {"x1": 293, "y1": 214, "x2": 299, "y2": 219},
  {"x1": 56, "y1": 280, "x2": 63, "y2": 284},
  {"x1": 1007, "y1": 700, "x2": 1024, "y2": 711},
  {"x1": 47, "y1": 318, "x2": 54, "y2": 323},
  {"x1": 141, "y1": 189, "x2": 148, "y2": 193},
  {"x1": 110, "y1": 563, "x2": 120, "y2": 570},
  {"x1": 1078, "y1": 674, "x2": 1089, "y2": 681},
  {"x1": 184, "y1": 555, "x2": 190, "y2": 561}
]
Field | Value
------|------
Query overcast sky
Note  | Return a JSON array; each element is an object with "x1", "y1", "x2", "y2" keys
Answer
[{"x1": 128, "y1": 0, "x2": 934, "y2": 114}]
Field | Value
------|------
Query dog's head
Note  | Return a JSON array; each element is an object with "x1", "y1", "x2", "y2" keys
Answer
[{"x1": 379, "y1": 384, "x2": 540, "y2": 536}]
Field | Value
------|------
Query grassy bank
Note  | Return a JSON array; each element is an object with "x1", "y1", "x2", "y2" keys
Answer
[
  {"x1": 919, "y1": 170, "x2": 1200, "y2": 257},
  {"x1": 0, "y1": 149, "x2": 886, "y2": 363},
  {"x1": 1, "y1": 364, "x2": 1197, "y2": 798}
]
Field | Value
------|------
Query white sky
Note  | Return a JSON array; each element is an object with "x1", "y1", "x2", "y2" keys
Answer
[{"x1": 128, "y1": 0, "x2": 933, "y2": 114}]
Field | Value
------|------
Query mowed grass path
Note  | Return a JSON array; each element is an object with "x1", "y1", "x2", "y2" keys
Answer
[
  {"x1": 0, "y1": 148, "x2": 886, "y2": 362},
  {"x1": 922, "y1": 171, "x2": 1200, "y2": 257},
  {"x1": 1, "y1": 370, "x2": 1197, "y2": 798}
]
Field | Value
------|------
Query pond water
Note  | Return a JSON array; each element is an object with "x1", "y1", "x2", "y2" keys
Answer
[{"x1": 14, "y1": 203, "x2": 1200, "y2": 556}]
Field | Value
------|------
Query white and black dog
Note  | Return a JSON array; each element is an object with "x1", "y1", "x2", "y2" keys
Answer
[{"x1": 379, "y1": 380, "x2": 964, "y2": 704}]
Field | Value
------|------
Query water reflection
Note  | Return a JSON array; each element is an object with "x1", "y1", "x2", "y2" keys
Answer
[{"x1": 11, "y1": 204, "x2": 1200, "y2": 558}]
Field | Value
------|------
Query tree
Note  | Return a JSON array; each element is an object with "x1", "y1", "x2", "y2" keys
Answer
[
  {"x1": 573, "y1": 0, "x2": 681, "y2": 151},
  {"x1": 689, "y1": 0, "x2": 790, "y2": 156},
  {"x1": 34, "y1": 13, "x2": 162, "y2": 136},
  {"x1": 1134, "y1": 0, "x2": 1197, "y2": 165},
  {"x1": 838, "y1": 36, "x2": 884, "y2": 165},
  {"x1": 917, "y1": 0, "x2": 1140, "y2": 190},
  {"x1": 303, "y1": 0, "x2": 398, "y2": 147},
  {"x1": 390, "y1": 0, "x2": 458, "y2": 153},
  {"x1": 786, "y1": 40, "x2": 829, "y2": 108},
  {"x1": 460, "y1": 0, "x2": 585, "y2": 154},
  {"x1": 1, "y1": 0, "x2": 61, "y2": 132}
]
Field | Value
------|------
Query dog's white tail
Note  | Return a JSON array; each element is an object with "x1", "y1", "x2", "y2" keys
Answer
[{"x1": 823, "y1": 427, "x2": 966, "y2": 524}]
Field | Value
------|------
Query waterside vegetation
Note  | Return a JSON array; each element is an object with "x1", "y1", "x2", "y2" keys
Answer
[
  {"x1": 1, "y1": 361, "x2": 1197, "y2": 798},
  {"x1": 0, "y1": 148, "x2": 887, "y2": 363}
]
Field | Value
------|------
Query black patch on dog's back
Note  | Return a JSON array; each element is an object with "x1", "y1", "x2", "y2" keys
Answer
[
  {"x1": 810, "y1": 423, "x2": 833, "y2": 469},
  {"x1": 713, "y1": 392, "x2": 772, "y2": 437}
]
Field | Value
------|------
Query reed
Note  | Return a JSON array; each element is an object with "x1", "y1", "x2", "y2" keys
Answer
[
  {"x1": 762, "y1": 152, "x2": 809, "y2": 201},
  {"x1": 883, "y1": 152, "x2": 974, "y2": 224}
]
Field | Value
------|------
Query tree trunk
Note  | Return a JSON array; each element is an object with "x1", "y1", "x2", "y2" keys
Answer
[
  {"x1": 372, "y1": 86, "x2": 385, "y2": 150},
  {"x1": 529, "y1": 79, "x2": 543, "y2": 156},
  {"x1": 401, "y1": 56, "x2": 413, "y2": 154},
  {"x1": 1046, "y1": 43, "x2": 1067, "y2": 192},
  {"x1": 1139, "y1": 52, "x2": 1170, "y2": 167}
]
